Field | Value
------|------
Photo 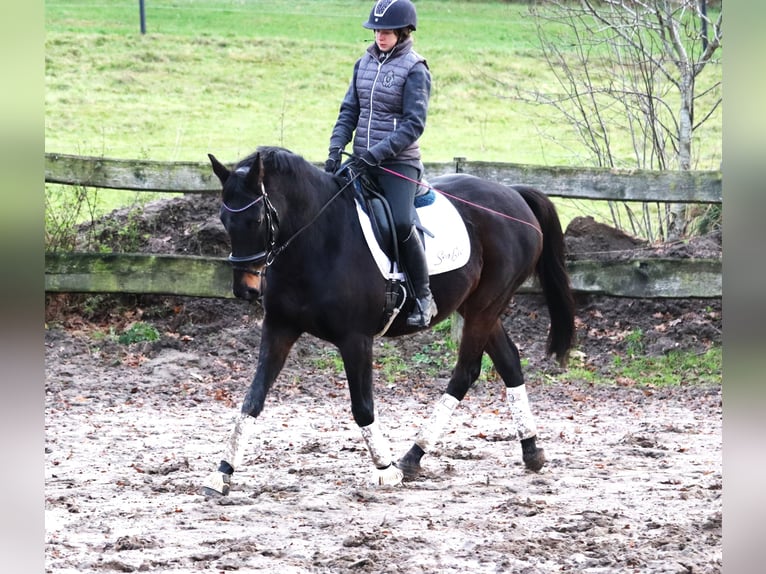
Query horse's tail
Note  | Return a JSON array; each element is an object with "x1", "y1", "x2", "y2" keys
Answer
[{"x1": 515, "y1": 185, "x2": 576, "y2": 366}]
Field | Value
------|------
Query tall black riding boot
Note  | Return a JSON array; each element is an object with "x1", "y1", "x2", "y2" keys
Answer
[{"x1": 400, "y1": 228, "x2": 438, "y2": 327}]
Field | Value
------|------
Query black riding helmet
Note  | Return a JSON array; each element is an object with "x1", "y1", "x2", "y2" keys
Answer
[{"x1": 363, "y1": 0, "x2": 417, "y2": 31}]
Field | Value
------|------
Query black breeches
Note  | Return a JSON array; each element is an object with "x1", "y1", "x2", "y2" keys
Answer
[{"x1": 370, "y1": 163, "x2": 420, "y2": 242}]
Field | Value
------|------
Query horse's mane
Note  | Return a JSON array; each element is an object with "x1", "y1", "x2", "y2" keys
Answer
[{"x1": 235, "y1": 146, "x2": 317, "y2": 179}]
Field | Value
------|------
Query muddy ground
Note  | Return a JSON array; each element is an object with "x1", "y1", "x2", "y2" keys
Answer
[{"x1": 45, "y1": 194, "x2": 722, "y2": 573}]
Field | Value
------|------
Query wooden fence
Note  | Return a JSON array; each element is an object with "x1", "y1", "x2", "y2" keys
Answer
[{"x1": 44, "y1": 153, "x2": 722, "y2": 299}]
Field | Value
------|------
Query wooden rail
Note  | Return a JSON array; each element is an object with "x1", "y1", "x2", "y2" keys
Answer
[
  {"x1": 45, "y1": 153, "x2": 722, "y2": 203},
  {"x1": 44, "y1": 153, "x2": 722, "y2": 299},
  {"x1": 44, "y1": 253, "x2": 721, "y2": 299}
]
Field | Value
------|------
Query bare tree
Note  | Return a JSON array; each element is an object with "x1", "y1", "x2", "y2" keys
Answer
[{"x1": 523, "y1": 0, "x2": 722, "y2": 240}]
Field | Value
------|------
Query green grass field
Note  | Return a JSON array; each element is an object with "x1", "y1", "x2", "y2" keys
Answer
[
  {"x1": 45, "y1": 0, "x2": 721, "y2": 226},
  {"x1": 46, "y1": 1, "x2": 567, "y2": 163}
]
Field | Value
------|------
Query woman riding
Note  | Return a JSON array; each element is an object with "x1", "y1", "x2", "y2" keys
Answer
[{"x1": 324, "y1": 0, "x2": 436, "y2": 328}]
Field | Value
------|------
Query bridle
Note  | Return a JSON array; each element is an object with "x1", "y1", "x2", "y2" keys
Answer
[{"x1": 221, "y1": 180, "x2": 280, "y2": 271}]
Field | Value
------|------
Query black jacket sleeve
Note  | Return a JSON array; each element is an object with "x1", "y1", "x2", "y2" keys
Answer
[{"x1": 328, "y1": 60, "x2": 361, "y2": 153}]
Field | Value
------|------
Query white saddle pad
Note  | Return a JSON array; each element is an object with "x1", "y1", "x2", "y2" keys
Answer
[{"x1": 355, "y1": 190, "x2": 471, "y2": 279}]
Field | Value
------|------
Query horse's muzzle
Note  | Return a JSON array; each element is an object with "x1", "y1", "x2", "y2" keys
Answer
[{"x1": 232, "y1": 267, "x2": 264, "y2": 301}]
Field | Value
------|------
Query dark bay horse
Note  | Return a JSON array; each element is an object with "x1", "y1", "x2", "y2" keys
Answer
[{"x1": 202, "y1": 146, "x2": 575, "y2": 495}]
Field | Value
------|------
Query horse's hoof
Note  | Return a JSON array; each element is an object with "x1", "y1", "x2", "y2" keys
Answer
[
  {"x1": 201, "y1": 471, "x2": 231, "y2": 496},
  {"x1": 397, "y1": 444, "x2": 425, "y2": 480},
  {"x1": 375, "y1": 464, "x2": 403, "y2": 486},
  {"x1": 523, "y1": 447, "x2": 546, "y2": 472},
  {"x1": 396, "y1": 457, "x2": 422, "y2": 481}
]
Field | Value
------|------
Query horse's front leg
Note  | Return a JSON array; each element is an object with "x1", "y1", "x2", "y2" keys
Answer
[
  {"x1": 202, "y1": 323, "x2": 299, "y2": 496},
  {"x1": 339, "y1": 335, "x2": 403, "y2": 486}
]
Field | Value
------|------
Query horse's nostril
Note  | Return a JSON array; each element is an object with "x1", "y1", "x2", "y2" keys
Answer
[
  {"x1": 233, "y1": 285, "x2": 250, "y2": 300},
  {"x1": 233, "y1": 285, "x2": 261, "y2": 302}
]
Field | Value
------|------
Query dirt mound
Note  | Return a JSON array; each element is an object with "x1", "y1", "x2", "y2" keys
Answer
[
  {"x1": 565, "y1": 215, "x2": 647, "y2": 259},
  {"x1": 77, "y1": 193, "x2": 228, "y2": 256},
  {"x1": 565, "y1": 215, "x2": 722, "y2": 261}
]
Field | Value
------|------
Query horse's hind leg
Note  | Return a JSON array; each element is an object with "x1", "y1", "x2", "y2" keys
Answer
[
  {"x1": 398, "y1": 318, "x2": 546, "y2": 478},
  {"x1": 484, "y1": 320, "x2": 546, "y2": 472}
]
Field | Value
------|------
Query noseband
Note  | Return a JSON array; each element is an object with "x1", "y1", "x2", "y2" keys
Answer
[{"x1": 221, "y1": 180, "x2": 280, "y2": 269}]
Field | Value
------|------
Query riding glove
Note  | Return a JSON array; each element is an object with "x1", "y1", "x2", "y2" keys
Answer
[
  {"x1": 347, "y1": 152, "x2": 378, "y2": 176},
  {"x1": 324, "y1": 148, "x2": 342, "y2": 174}
]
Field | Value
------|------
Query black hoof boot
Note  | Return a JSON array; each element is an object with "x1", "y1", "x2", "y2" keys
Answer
[{"x1": 397, "y1": 444, "x2": 425, "y2": 480}]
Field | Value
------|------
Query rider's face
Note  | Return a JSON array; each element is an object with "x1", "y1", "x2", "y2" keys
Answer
[{"x1": 374, "y1": 29, "x2": 398, "y2": 52}]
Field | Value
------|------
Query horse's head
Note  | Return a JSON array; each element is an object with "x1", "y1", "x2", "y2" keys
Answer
[{"x1": 209, "y1": 152, "x2": 277, "y2": 301}]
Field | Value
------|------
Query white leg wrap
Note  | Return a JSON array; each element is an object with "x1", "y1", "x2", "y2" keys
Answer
[
  {"x1": 375, "y1": 463, "x2": 403, "y2": 486},
  {"x1": 360, "y1": 419, "x2": 394, "y2": 469},
  {"x1": 202, "y1": 413, "x2": 258, "y2": 496},
  {"x1": 360, "y1": 420, "x2": 403, "y2": 486},
  {"x1": 202, "y1": 470, "x2": 231, "y2": 496},
  {"x1": 506, "y1": 384, "x2": 537, "y2": 440},
  {"x1": 415, "y1": 393, "x2": 460, "y2": 452},
  {"x1": 222, "y1": 412, "x2": 258, "y2": 471}
]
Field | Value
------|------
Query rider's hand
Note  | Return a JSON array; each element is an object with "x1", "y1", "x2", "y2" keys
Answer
[
  {"x1": 348, "y1": 152, "x2": 377, "y2": 176},
  {"x1": 324, "y1": 147, "x2": 342, "y2": 174}
]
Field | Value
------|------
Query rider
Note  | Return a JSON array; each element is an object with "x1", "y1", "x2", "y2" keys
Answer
[{"x1": 324, "y1": 0, "x2": 437, "y2": 328}]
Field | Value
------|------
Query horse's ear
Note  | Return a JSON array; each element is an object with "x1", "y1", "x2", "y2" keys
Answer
[
  {"x1": 244, "y1": 152, "x2": 265, "y2": 192},
  {"x1": 208, "y1": 154, "x2": 230, "y2": 185}
]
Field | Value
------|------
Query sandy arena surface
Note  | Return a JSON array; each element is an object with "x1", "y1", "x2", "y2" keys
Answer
[{"x1": 45, "y1": 193, "x2": 722, "y2": 573}]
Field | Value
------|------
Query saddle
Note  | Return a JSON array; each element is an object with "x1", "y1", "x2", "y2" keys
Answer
[{"x1": 350, "y1": 171, "x2": 435, "y2": 264}]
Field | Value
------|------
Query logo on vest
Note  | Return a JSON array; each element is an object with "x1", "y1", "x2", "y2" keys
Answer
[{"x1": 382, "y1": 70, "x2": 396, "y2": 88}]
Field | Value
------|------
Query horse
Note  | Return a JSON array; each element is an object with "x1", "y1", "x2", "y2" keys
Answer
[{"x1": 202, "y1": 146, "x2": 575, "y2": 495}]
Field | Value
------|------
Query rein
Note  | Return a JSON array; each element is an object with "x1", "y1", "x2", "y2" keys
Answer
[
  {"x1": 222, "y1": 171, "x2": 359, "y2": 268},
  {"x1": 270, "y1": 176, "x2": 358, "y2": 263},
  {"x1": 378, "y1": 165, "x2": 543, "y2": 237},
  {"x1": 222, "y1": 159, "x2": 539, "y2": 270}
]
